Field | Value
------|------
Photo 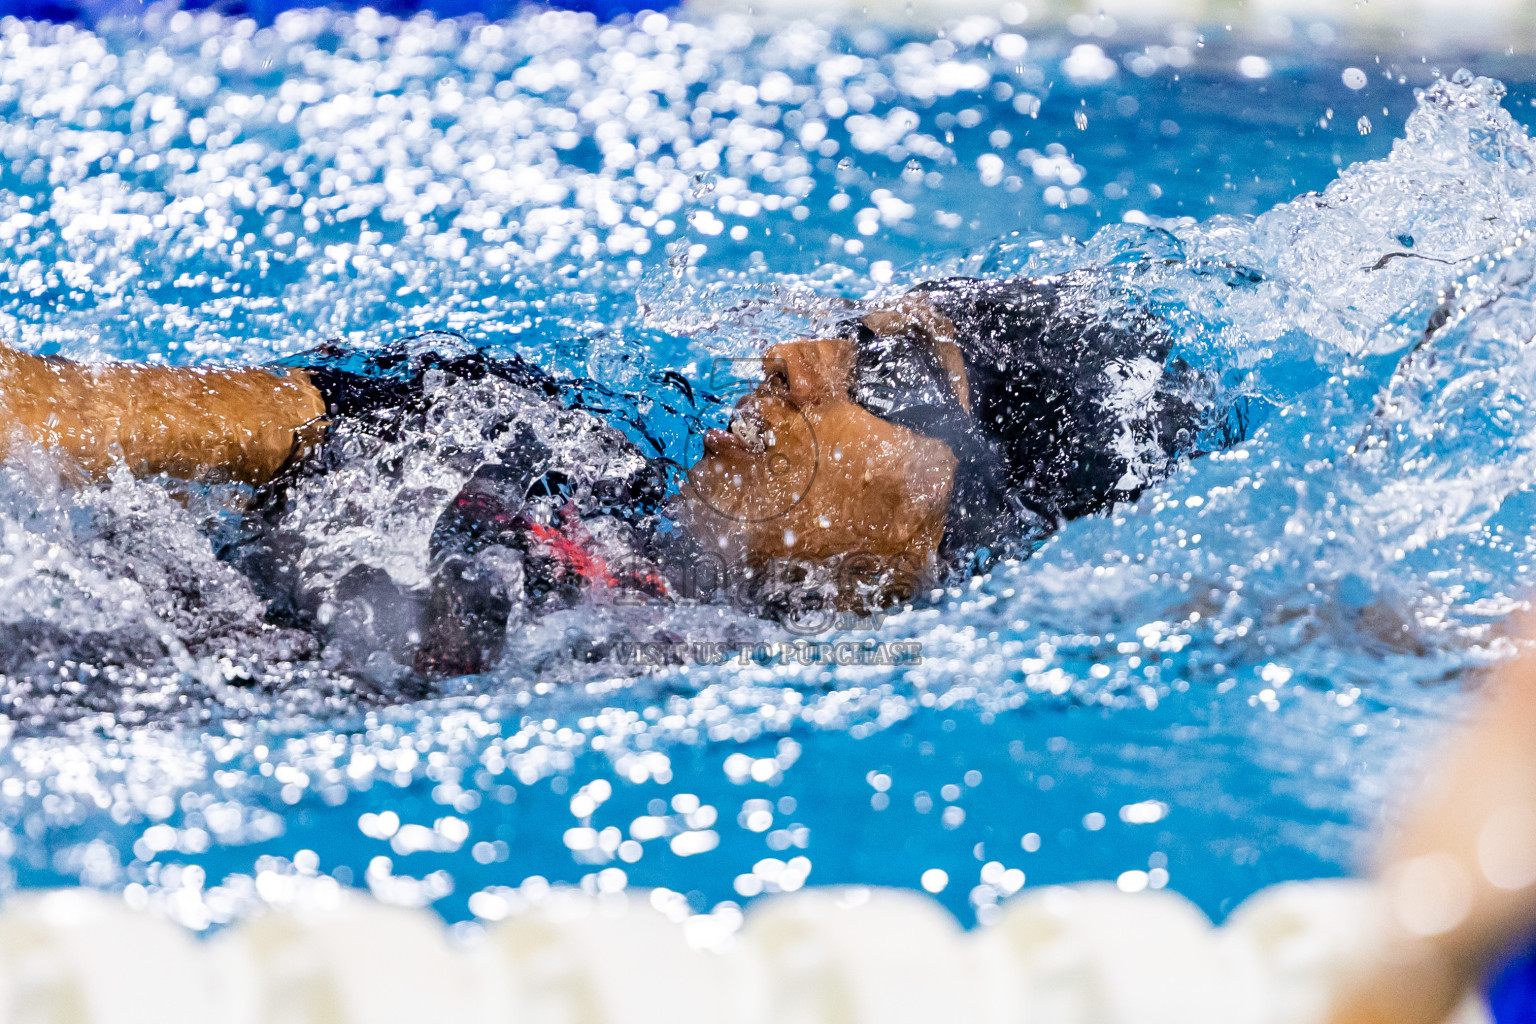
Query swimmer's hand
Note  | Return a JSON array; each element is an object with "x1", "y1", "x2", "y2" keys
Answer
[
  {"x1": 0, "y1": 342, "x2": 326, "y2": 486},
  {"x1": 1325, "y1": 615, "x2": 1536, "y2": 1024}
]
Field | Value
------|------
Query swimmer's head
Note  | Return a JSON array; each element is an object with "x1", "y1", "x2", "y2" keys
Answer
[{"x1": 679, "y1": 336, "x2": 957, "y2": 603}]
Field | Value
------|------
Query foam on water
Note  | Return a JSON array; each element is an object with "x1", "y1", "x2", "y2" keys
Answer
[{"x1": 2, "y1": 9, "x2": 1536, "y2": 928}]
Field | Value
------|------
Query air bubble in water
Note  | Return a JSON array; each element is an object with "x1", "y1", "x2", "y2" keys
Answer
[
  {"x1": 1343, "y1": 67, "x2": 1368, "y2": 90},
  {"x1": 1358, "y1": 115, "x2": 1373, "y2": 135},
  {"x1": 1074, "y1": 110, "x2": 1088, "y2": 130}
]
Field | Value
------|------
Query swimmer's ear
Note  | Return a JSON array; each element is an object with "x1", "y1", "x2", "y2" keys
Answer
[
  {"x1": 862, "y1": 292, "x2": 956, "y2": 344},
  {"x1": 861, "y1": 294, "x2": 969, "y2": 411},
  {"x1": 762, "y1": 338, "x2": 856, "y2": 407}
]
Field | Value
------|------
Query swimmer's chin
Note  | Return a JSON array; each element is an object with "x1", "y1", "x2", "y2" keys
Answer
[{"x1": 669, "y1": 475, "x2": 754, "y2": 565}]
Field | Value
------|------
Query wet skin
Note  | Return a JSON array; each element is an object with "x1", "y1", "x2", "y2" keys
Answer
[
  {"x1": 0, "y1": 344, "x2": 326, "y2": 486},
  {"x1": 678, "y1": 333, "x2": 961, "y2": 597},
  {"x1": 1323, "y1": 614, "x2": 1536, "y2": 1024}
]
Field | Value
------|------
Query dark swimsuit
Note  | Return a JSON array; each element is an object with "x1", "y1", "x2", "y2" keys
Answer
[{"x1": 238, "y1": 340, "x2": 670, "y2": 685}]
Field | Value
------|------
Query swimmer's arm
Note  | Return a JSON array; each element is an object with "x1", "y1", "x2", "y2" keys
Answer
[
  {"x1": 0, "y1": 343, "x2": 326, "y2": 486},
  {"x1": 1327, "y1": 629, "x2": 1536, "y2": 1024}
]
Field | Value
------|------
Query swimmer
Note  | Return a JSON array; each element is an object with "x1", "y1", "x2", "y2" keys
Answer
[{"x1": 0, "y1": 273, "x2": 1234, "y2": 681}]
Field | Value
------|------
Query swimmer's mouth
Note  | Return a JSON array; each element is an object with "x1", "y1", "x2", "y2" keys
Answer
[
  {"x1": 730, "y1": 410, "x2": 772, "y2": 451},
  {"x1": 704, "y1": 409, "x2": 771, "y2": 457}
]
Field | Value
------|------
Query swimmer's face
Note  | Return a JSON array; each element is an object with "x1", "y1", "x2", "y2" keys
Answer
[{"x1": 680, "y1": 338, "x2": 956, "y2": 594}]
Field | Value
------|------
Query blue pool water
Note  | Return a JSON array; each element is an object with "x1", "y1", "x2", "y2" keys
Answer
[{"x1": 4, "y1": 5, "x2": 1536, "y2": 943}]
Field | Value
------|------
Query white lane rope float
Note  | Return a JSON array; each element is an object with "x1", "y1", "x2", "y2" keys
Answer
[{"x1": 0, "y1": 879, "x2": 1493, "y2": 1024}]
